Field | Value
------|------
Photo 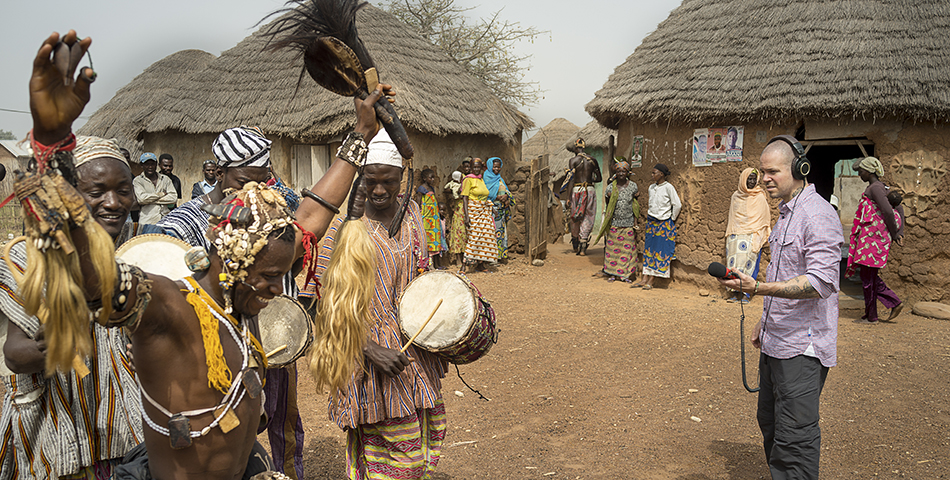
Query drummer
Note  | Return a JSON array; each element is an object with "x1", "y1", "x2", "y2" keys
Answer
[
  {"x1": 0, "y1": 134, "x2": 160, "y2": 477},
  {"x1": 313, "y1": 129, "x2": 449, "y2": 479},
  {"x1": 18, "y1": 30, "x2": 385, "y2": 479},
  {"x1": 157, "y1": 125, "x2": 308, "y2": 479}
]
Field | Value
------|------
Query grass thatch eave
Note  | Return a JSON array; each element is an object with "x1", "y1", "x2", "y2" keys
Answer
[
  {"x1": 586, "y1": 0, "x2": 950, "y2": 126},
  {"x1": 77, "y1": 49, "x2": 216, "y2": 154},
  {"x1": 144, "y1": 4, "x2": 532, "y2": 143}
]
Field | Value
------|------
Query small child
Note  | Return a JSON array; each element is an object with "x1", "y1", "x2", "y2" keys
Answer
[{"x1": 887, "y1": 190, "x2": 905, "y2": 233}]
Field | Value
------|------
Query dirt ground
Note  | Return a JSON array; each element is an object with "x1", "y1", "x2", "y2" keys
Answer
[{"x1": 277, "y1": 238, "x2": 950, "y2": 479}]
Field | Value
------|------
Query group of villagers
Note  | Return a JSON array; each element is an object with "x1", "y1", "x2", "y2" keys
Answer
[
  {"x1": 0, "y1": 29, "x2": 455, "y2": 480},
  {"x1": 429, "y1": 156, "x2": 513, "y2": 273},
  {"x1": 602, "y1": 153, "x2": 905, "y2": 325},
  {"x1": 594, "y1": 160, "x2": 683, "y2": 290}
]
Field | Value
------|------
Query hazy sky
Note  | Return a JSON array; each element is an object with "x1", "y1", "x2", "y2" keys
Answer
[{"x1": 0, "y1": 0, "x2": 680, "y2": 140}]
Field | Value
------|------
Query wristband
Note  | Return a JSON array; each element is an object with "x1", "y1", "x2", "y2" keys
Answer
[
  {"x1": 301, "y1": 189, "x2": 340, "y2": 215},
  {"x1": 754, "y1": 281, "x2": 759, "y2": 295},
  {"x1": 29, "y1": 130, "x2": 77, "y2": 172},
  {"x1": 336, "y1": 132, "x2": 368, "y2": 168}
]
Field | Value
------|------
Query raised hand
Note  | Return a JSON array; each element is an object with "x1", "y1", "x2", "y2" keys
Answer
[{"x1": 29, "y1": 30, "x2": 94, "y2": 145}]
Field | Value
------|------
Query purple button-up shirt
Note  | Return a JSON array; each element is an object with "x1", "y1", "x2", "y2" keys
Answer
[{"x1": 760, "y1": 184, "x2": 843, "y2": 367}]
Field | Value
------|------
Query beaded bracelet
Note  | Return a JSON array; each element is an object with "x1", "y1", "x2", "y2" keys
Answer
[
  {"x1": 754, "y1": 281, "x2": 760, "y2": 295},
  {"x1": 301, "y1": 189, "x2": 340, "y2": 214},
  {"x1": 28, "y1": 130, "x2": 76, "y2": 172},
  {"x1": 336, "y1": 132, "x2": 368, "y2": 168}
]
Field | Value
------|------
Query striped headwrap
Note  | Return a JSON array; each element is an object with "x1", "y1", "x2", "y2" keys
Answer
[
  {"x1": 212, "y1": 126, "x2": 272, "y2": 168},
  {"x1": 74, "y1": 136, "x2": 128, "y2": 168}
]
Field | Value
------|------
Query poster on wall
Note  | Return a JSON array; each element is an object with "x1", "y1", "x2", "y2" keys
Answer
[
  {"x1": 706, "y1": 127, "x2": 727, "y2": 163},
  {"x1": 692, "y1": 128, "x2": 711, "y2": 167},
  {"x1": 726, "y1": 126, "x2": 744, "y2": 162},
  {"x1": 630, "y1": 135, "x2": 644, "y2": 168}
]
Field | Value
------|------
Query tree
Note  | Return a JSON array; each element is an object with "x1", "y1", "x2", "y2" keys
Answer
[
  {"x1": 381, "y1": 0, "x2": 545, "y2": 106},
  {"x1": 0, "y1": 130, "x2": 16, "y2": 141}
]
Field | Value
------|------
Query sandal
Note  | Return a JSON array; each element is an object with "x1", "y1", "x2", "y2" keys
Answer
[
  {"x1": 641, "y1": 285, "x2": 653, "y2": 290},
  {"x1": 606, "y1": 277, "x2": 616, "y2": 283}
]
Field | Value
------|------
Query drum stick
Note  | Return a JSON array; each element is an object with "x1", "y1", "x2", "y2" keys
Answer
[
  {"x1": 266, "y1": 345, "x2": 287, "y2": 358},
  {"x1": 400, "y1": 299, "x2": 443, "y2": 354}
]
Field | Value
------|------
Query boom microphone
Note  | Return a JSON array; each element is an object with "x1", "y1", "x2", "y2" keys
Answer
[{"x1": 707, "y1": 262, "x2": 739, "y2": 280}]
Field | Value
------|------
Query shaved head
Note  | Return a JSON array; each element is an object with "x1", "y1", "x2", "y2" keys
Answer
[{"x1": 762, "y1": 140, "x2": 796, "y2": 168}]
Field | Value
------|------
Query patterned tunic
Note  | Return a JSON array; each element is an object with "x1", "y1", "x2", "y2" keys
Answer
[
  {"x1": 315, "y1": 202, "x2": 446, "y2": 430},
  {"x1": 846, "y1": 193, "x2": 893, "y2": 276},
  {"x1": 0, "y1": 243, "x2": 143, "y2": 480}
]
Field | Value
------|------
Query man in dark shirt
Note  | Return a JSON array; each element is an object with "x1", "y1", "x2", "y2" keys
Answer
[{"x1": 158, "y1": 153, "x2": 182, "y2": 203}]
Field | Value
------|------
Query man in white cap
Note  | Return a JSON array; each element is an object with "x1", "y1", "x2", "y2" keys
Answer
[
  {"x1": 0, "y1": 135, "x2": 161, "y2": 478},
  {"x1": 313, "y1": 128, "x2": 448, "y2": 480}
]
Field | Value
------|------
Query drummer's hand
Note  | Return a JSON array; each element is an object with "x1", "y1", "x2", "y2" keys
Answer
[
  {"x1": 30, "y1": 30, "x2": 94, "y2": 145},
  {"x1": 364, "y1": 341, "x2": 411, "y2": 377}
]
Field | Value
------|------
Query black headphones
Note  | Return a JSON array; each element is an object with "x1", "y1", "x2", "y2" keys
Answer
[{"x1": 767, "y1": 134, "x2": 811, "y2": 180}]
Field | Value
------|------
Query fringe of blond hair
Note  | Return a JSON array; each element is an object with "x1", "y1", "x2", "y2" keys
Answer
[
  {"x1": 309, "y1": 219, "x2": 376, "y2": 397},
  {"x1": 20, "y1": 220, "x2": 116, "y2": 376}
]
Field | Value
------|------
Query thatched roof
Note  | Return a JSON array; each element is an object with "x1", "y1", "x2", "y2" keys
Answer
[
  {"x1": 77, "y1": 49, "x2": 216, "y2": 155},
  {"x1": 564, "y1": 120, "x2": 615, "y2": 151},
  {"x1": 586, "y1": 0, "x2": 950, "y2": 128},
  {"x1": 522, "y1": 117, "x2": 579, "y2": 163},
  {"x1": 138, "y1": 4, "x2": 531, "y2": 143}
]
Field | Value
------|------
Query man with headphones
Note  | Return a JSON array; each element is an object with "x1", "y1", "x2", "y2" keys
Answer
[{"x1": 719, "y1": 135, "x2": 843, "y2": 480}]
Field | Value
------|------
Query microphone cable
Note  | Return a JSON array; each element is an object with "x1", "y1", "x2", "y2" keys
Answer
[{"x1": 736, "y1": 280, "x2": 760, "y2": 393}]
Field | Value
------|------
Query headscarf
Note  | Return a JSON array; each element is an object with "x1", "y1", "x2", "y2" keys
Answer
[
  {"x1": 74, "y1": 136, "x2": 128, "y2": 168},
  {"x1": 614, "y1": 157, "x2": 630, "y2": 171},
  {"x1": 212, "y1": 126, "x2": 272, "y2": 168},
  {"x1": 451, "y1": 171, "x2": 462, "y2": 182},
  {"x1": 483, "y1": 157, "x2": 507, "y2": 200},
  {"x1": 574, "y1": 138, "x2": 586, "y2": 149},
  {"x1": 725, "y1": 167, "x2": 772, "y2": 249},
  {"x1": 364, "y1": 128, "x2": 403, "y2": 168},
  {"x1": 853, "y1": 156, "x2": 885, "y2": 178}
]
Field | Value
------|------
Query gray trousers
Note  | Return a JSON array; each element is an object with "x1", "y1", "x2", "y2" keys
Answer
[{"x1": 757, "y1": 353, "x2": 828, "y2": 480}]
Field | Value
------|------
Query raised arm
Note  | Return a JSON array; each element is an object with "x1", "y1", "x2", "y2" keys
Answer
[{"x1": 294, "y1": 86, "x2": 389, "y2": 240}]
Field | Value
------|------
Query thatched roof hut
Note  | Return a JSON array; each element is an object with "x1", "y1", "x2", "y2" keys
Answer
[
  {"x1": 587, "y1": 0, "x2": 950, "y2": 127},
  {"x1": 77, "y1": 49, "x2": 216, "y2": 157},
  {"x1": 143, "y1": 5, "x2": 530, "y2": 143},
  {"x1": 522, "y1": 118, "x2": 579, "y2": 164},
  {"x1": 81, "y1": 3, "x2": 532, "y2": 196},
  {"x1": 584, "y1": 0, "x2": 950, "y2": 302}
]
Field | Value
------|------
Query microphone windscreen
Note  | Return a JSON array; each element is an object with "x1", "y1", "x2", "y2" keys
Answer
[{"x1": 707, "y1": 262, "x2": 728, "y2": 278}]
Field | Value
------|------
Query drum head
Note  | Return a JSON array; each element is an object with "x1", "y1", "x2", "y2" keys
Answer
[
  {"x1": 115, "y1": 234, "x2": 192, "y2": 279},
  {"x1": 257, "y1": 295, "x2": 313, "y2": 367},
  {"x1": 399, "y1": 271, "x2": 476, "y2": 350}
]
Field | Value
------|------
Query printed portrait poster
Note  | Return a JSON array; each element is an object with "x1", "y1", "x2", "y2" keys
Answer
[
  {"x1": 630, "y1": 135, "x2": 645, "y2": 168},
  {"x1": 692, "y1": 129, "x2": 710, "y2": 167},
  {"x1": 725, "y1": 126, "x2": 744, "y2": 162},
  {"x1": 706, "y1": 127, "x2": 727, "y2": 163}
]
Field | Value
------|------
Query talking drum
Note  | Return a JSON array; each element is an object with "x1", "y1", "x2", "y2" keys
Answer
[
  {"x1": 398, "y1": 271, "x2": 497, "y2": 364},
  {"x1": 115, "y1": 234, "x2": 192, "y2": 279},
  {"x1": 257, "y1": 295, "x2": 313, "y2": 368}
]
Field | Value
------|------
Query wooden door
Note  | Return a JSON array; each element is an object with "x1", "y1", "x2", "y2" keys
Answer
[{"x1": 526, "y1": 154, "x2": 550, "y2": 261}]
